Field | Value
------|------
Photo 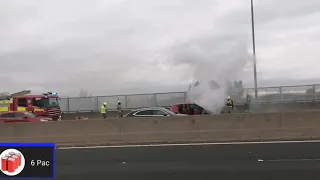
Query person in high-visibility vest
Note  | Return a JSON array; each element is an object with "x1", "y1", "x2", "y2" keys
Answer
[
  {"x1": 244, "y1": 94, "x2": 252, "y2": 113},
  {"x1": 101, "y1": 102, "x2": 107, "y2": 119},
  {"x1": 226, "y1": 96, "x2": 234, "y2": 113},
  {"x1": 116, "y1": 101, "x2": 123, "y2": 118}
]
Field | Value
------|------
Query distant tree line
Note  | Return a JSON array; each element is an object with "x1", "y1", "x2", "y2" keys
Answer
[{"x1": 0, "y1": 92, "x2": 10, "y2": 99}]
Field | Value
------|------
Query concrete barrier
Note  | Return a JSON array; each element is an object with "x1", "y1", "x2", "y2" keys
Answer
[
  {"x1": 0, "y1": 111, "x2": 320, "y2": 147},
  {"x1": 61, "y1": 110, "x2": 131, "y2": 120}
]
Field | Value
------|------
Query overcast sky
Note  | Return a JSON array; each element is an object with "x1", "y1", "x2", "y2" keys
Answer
[{"x1": 1, "y1": 0, "x2": 320, "y2": 96}]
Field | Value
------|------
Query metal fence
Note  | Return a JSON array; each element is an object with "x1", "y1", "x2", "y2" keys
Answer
[{"x1": 59, "y1": 84, "x2": 320, "y2": 112}]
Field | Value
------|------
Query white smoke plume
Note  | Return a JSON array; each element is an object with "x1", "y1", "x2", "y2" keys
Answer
[{"x1": 165, "y1": 33, "x2": 251, "y2": 113}]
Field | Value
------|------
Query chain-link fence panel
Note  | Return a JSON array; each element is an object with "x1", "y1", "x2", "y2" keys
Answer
[
  {"x1": 126, "y1": 94, "x2": 156, "y2": 109},
  {"x1": 58, "y1": 84, "x2": 320, "y2": 112},
  {"x1": 257, "y1": 87, "x2": 281, "y2": 102},
  {"x1": 281, "y1": 85, "x2": 314, "y2": 101},
  {"x1": 245, "y1": 88, "x2": 257, "y2": 102},
  {"x1": 97, "y1": 96, "x2": 126, "y2": 110},
  {"x1": 156, "y1": 92, "x2": 186, "y2": 107},
  {"x1": 68, "y1": 97, "x2": 98, "y2": 112},
  {"x1": 59, "y1": 98, "x2": 69, "y2": 112},
  {"x1": 315, "y1": 84, "x2": 320, "y2": 99}
]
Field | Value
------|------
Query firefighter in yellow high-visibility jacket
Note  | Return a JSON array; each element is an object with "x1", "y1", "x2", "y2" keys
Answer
[
  {"x1": 100, "y1": 102, "x2": 107, "y2": 119},
  {"x1": 226, "y1": 96, "x2": 234, "y2": 114}
]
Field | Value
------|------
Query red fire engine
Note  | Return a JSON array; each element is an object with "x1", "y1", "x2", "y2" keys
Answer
[{"x1": 0, "y1": 90, "x2": 62, "y2": 121}]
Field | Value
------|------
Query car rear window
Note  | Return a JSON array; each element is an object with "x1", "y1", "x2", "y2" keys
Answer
[
  {"x1": 14, "y1": 113, "x2": 25, "y2": 118},
  {"x1": 135, "y1": 110, "x2": 154, "y2": 115},
  {"x1": 0, "y1": 113, "x2": 14, "y2": 118},
  {"x1": 190, "y1": 104, "x2": 202, "y2": 110}
]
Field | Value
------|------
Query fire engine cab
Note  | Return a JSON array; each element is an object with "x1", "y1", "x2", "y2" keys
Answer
[{"x1": 0, "y1": 90, "x2": 62, "y2": 121}]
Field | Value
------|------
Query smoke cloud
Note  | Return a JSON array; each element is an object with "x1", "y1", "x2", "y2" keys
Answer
[{"x1": 165, "y1": 33, "x2": 251, "y2": 113}]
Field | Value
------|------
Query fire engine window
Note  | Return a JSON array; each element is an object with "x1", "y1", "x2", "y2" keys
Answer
[
  {"x1": 32, "y1": 98, "x2": 43, "y2": 107},
  {"x1": 17, "y1": 98, "x2": 28, "y2": 107}
]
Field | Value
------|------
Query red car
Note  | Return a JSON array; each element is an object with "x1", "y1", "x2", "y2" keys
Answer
[
  {"x1": 0, "y1": 111, "x2": 52, "y2": 123},
  {"x1": 170, "y1": 103, "x2": 210, "y2": 115}
]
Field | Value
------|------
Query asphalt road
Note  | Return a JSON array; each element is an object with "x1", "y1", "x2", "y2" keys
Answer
[{"x1": 56, "y1": 141, "x2": 320, "y2": 180}]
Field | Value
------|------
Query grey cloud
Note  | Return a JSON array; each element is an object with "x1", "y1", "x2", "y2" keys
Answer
[
  {"x1": 0, "y1": 0, "x2": 320, "y2": 97},
  {"x1": 254, "y1": 0, "x2": 320, "y2": 24}
]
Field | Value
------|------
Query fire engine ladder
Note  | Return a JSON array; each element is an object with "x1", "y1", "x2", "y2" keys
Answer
[
  {"x1": 0, "y1": 90, "x2": 31, "y2": 100},
  {"x1": 10, "y1": 90, "x2": 31, "y2": 97}
]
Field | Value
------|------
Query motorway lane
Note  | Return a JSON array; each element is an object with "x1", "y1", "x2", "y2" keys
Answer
[{"x1": 56, "y1": 141, "x2": 320, "y2": 180}]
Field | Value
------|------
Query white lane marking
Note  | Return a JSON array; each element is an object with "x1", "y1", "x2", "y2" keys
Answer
[
  {"x1": 266, "y1": 159, "x2": 320, "y2": 162},
  {"x1": 57, "y1": 139, "x2": 320, "y2": 150}
]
